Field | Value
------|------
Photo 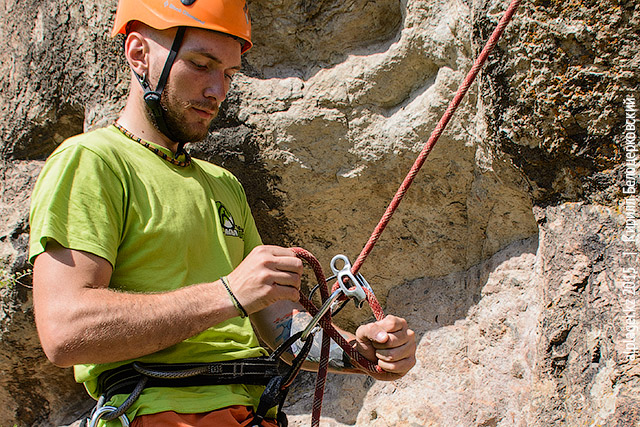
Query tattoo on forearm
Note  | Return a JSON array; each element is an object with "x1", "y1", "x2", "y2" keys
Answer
[
  {"x1": 273, "y1": 312, "x2": 295, "y2": 345},
  {"x1": 273, "y1": 310, "x2": 353, "y2": 369}
]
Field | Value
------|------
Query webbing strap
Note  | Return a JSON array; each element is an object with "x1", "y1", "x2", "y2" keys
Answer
[
  {"x1": 136, "y1": 26, "x2": 186, "y2": 145},
  {"x1": 97, "y1": 357, "x2": 282, "y2": 401}
]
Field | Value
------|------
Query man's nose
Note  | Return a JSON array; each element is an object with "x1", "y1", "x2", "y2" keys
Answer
[{"x1": 203, "y1": 71, "x2": 228, "y2": 104}]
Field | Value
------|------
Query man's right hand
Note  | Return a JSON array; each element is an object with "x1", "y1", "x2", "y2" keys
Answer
[{"x1": 226, "y1": 245, "x2": 303, "y2": 315}]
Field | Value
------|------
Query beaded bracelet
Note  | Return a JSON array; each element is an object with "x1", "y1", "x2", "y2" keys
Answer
[{"x1": 220, "y1": 276, "x2": 248, "y2": 318}]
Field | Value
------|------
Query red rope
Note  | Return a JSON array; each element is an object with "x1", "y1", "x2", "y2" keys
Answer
[
  {"x1": 350, "y1": 0, "x2": 522, "y2": 276},
  {"x1": 291, "y1": 0, "x2": 521, "y2": 425},
  {"x1": 293, "y1": 249, "x2": 381, "y2": 370},
  {"x1": 293, "y1": 248, "x2": 382, "y2": 427}
]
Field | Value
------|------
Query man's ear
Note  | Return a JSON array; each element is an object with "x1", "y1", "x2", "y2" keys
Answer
[{"x1": 124, "y1": 32, "x2": 149, "y2": 78}]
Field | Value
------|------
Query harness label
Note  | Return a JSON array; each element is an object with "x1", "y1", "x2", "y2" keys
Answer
[{"x1": 209, "y1": 364, "x2": 223, "y2": 374}]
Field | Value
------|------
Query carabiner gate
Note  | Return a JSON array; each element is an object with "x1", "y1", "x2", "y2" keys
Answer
[{"x1": 300, "y1": 287, "x2": 343, "y2": 341}]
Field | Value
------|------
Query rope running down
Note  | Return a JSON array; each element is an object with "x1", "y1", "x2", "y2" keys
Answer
[{"x1": 294, "y1": 1, "x2": 523, "y2": 426}]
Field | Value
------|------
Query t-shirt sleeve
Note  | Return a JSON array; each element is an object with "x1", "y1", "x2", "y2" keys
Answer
[{"x1": 28, "y1": 143, "x2": 125, "y2": 266}]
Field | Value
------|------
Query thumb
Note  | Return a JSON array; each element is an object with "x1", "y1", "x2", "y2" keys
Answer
[
  {"x1": 357, "y1": 321, "x2": 390, "y2": 344},
  {"x1": 355, "y1": 322, "x2": 390, "y2": 362}
]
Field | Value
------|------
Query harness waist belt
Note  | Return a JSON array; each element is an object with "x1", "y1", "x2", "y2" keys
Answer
[{"x1": 98, "y1": 357, "x2": 283, "y2": 400}]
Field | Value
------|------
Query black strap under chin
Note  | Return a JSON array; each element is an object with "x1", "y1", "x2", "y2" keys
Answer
[{"x1": 134, "y1": 26, "x2": 187, "y2": 145}]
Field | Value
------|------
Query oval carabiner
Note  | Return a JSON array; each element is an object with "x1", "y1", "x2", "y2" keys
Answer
[{"x1": 88, "y1": 406, "x2": 130, "y2": 427}]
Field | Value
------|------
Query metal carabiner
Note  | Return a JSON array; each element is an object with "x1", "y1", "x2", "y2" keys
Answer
[
  {"x1": 300, "y1": 287, "x2": 343, "y2": 341},
  {"x1": 300, "y1": 254, "x2": 376, "y2": 341},
  {"x1": 330, "y1": 254, "x2": 374, "y2": 308},
  {"x1": 88, "y1": 406, "x2": 130, "y2": 427}
]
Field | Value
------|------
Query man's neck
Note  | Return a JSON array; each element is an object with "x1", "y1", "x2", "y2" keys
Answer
[{"x1": 117, "y1": 98, "x2": 180, "y2": 154}]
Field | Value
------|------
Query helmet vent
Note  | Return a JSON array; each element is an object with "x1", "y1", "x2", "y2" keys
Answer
[{"x1": 181, "y1": 0, "x2": 196, "y2": 5}]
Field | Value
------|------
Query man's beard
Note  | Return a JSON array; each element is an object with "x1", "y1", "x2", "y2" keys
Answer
[{"x1": 147, "y1": 84, "x2": 219, "y2": 145}]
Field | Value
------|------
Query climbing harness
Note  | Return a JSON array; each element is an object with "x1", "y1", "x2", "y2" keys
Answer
[
  {"x1": 85, "y1": 358, "x2": 285, "y2": 426},
  {"x1": 86, "y1": 0, "x2": 522, "y2": 425}
]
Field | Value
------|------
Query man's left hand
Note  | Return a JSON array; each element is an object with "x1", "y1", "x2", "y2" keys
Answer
[{"x1": 353, "y1": 315, "x2": 416, "y2": 381}]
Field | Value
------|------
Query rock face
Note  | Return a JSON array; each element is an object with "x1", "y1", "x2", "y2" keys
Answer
[
  {"x1": 0, "y1": 0, "x2": 638, "y2": 426},
  {"x1": 284, "y1": 204, "x2": 639, "y2": 427}
]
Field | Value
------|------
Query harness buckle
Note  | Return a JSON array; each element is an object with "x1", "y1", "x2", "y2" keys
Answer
[{"x1": 330, "y1": 254, "x2": 374, "y2": 308}]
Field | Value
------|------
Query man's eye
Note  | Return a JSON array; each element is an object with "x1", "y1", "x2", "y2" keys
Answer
[{"x1": 192, "y1": 61, "x2": 208, "y2": 70}]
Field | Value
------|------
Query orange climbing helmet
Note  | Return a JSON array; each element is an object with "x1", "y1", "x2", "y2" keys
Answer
[{"x1": 111, "y1": 0, "x2": 252, "y2": 53}]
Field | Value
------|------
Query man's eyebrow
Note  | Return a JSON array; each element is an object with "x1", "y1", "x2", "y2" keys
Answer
[{"x1": 191, "y1": 50, "x2": 242, "y2": 70}]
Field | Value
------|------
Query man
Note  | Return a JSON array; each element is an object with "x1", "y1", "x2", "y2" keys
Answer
[{"x1": 28, "y1": 0, "x2": 416, "y2": 425}]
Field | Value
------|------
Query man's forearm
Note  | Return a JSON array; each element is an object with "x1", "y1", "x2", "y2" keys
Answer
[
  {"x1": 35, "y1": 243, "x2": 304, "y2": 367},
  {"x1": 35, "y1": 281, "x2": 240, "y2": 367},
  {"x1": 33, "y1": 245, "x2": 239, "y2": 367}
]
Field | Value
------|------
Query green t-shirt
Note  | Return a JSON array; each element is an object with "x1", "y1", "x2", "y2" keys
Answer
[{"x1": 29, "y1": 125, "x2": 272, "y2": 424}]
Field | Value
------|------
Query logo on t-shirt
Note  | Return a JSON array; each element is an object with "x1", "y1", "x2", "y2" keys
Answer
[{"x1": 216, "y1": 201, "x2": 244, "y2": 239}]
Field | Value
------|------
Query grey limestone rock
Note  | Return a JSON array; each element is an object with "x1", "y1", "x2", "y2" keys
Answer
[{"x1": 0, "y1": 0, "x2": 638, "y2": 425}]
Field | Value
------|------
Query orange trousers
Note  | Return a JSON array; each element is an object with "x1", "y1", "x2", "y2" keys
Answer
[{"x1": 130, "y1": 406, "x2": 279, "y2": 427}]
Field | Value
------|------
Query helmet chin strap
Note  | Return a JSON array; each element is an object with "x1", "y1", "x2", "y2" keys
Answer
[{"x1": 133, "y1": 26, "x2": 187, "y2": 157}]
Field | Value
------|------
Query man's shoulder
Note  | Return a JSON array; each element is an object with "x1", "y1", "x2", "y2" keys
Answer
[
  {"x1": 40, "y1": 127, "x2": 125, "y2": 173},
  {"x1": 52, "y1": 126, "x2": 124, "y2": 159},
  {"x1": 192, "y1": 158, "x2": 242, "y2": 184}
]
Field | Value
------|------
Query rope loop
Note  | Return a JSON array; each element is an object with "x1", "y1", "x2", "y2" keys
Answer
[{"x1": 291, "y1": 247, "x2": 384, "y2": 427}]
